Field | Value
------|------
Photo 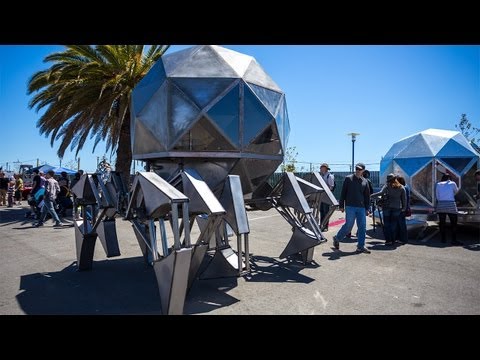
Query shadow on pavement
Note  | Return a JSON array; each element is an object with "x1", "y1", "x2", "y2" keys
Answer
[
  {"x1": 17, "y1": 255, "x2": 245, "y2": 315},
  {"x1": 0, "y1": 205, "x2": 73, "y2": 229},
  {"x1": 242, "y1": 254, "x2": 316, "y2": 283},
  {"x1": 185, "y1": 277, "x2": 240, "y2": 314},
  {"x1": 17, "y1": 258, "x2": 164, "y2": 315}
]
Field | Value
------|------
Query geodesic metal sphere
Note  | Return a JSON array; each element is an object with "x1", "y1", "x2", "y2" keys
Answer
[{"x1": 131, "y1": 45, "x2": 290, "y2": 196}]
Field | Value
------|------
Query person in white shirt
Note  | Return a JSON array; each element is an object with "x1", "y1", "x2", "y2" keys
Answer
[
  {"x1": 319, "y1": 163, "x2": 335, "y2": 231},
  {"x1": 435, "y1": 174, "x2": 462, "y2": 245}
]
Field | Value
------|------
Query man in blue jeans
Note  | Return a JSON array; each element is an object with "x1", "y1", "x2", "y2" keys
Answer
[{"x1": 333, "y1": 163, "x2": 371, "y2": 253}]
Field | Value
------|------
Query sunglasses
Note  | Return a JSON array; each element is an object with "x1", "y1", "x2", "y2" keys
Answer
[{"x1": 355, "y1": 168, "x2": 364, "y2": 171}]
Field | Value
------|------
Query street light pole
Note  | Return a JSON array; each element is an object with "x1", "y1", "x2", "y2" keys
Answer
[{"x1": 348, "y1": 133, "x2": 360, "y2": 172}]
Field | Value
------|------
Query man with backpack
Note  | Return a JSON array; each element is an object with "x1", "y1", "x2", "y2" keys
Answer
[{"x1": 319, "y1": 163, "x2": 335, "y2": 231}]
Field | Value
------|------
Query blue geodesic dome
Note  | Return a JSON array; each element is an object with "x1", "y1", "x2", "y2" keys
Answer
[{"x1": 380, "y1": 128, "x2": 479, "y2": 206}]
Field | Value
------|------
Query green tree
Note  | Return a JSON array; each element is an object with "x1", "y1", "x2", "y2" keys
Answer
[
  {"x1": 456, "y1": 113, "x2": 479, "y2": 147},
  {"x1": 281, "y1": 146, "x2": 298, "y2": 172},
  {"x1": 27, "y1": 45, "x2": 169, "y2": 185}
]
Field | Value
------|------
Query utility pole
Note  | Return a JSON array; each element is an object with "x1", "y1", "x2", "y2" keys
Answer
[{"x1": 348, "y1": 133, "x2": 360, "y2": 172}]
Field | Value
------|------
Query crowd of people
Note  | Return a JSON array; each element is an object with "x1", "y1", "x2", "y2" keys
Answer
[
  {"x1": 323, "y1": 163, "x2": 480, "y2": 253},
  {"x1": 0, "y1": 169, "x2": 85, "y2": 227},
  {"x1": 1, "y1": 164, "x2": 479, "y2": 246}
]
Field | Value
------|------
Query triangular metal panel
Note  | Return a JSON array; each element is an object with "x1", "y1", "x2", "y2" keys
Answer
[
  {"x1": 421, "y1": 133, "x2": 450, "y2": 155},
  {"x1": 131, "y1": 221, "x2": 150, "y2": 263},
  {"x1": 132, "y1": 119, "x2": 166, "y2": 155},
  {"x1": 243, "y1": 58, "x2": 282, "y2": 92},
  {"x1": 229, "y1": 160, "x2": 253, "y2": 196},
  {"x1": 153, "y1": 251, "x2": 175, "y2": 314},
  {"x1": 169, "y1": 83, "x2": 201, "y2": 148},
  {"x1": 282, "y1": 99, "x2": 290, "y2": 149},
  {"x1": 135, "y1": 81, "x2": 169, "y2": 150},
  {"x1": 411, "y1": 161, "x2": 433, "y2": 203},
  {"x1": 154, "y1": 248, "x2": 192, "y2": 315},
  {"x1": 451, "y1": 132, "x2": 478, "y2": 153},
  {"x1": 278, "y1": 172, "x2": 311, "y2": 214},
  {"x1": 74, "y1": 221, "x2": 97, "y2": 271},
  {"x1": 296, "y1": 177, "x2": 322, "y2": 197},
  {"x1": 168, "y1": 45, "x2": 238, "y2": 78},
  {"x1": 181, "y1": 159, "x2": 236, "y2": 197},
  {"x1": 70, "y1": 174, "x2": 97, "y2": 203},
  {"x1": 162, "y1": 46, "x2": 202, "y2": 75},
  {"x1": 279, "y1": 227, "x2": 322, "y2": 259},
  {"x1": 396, "y1": 134, "x2": 434, "y2": 158},
  {"x1": 213, "y1": 45, "x2": 254, "y2": 77},
  {"x1": 393, "y1": 157, "x2": 432, "y2": 177},
  {"x1": 187, "y1": 243, "x2": 209, "y2": 290},
  {"x1": 383, "y1": 136, "x2": 416, "y2": 160},
  {"x1": 308, "y1": 172, "x2": 338, "y2": 206},
  {"x1": 245, "y1": 121, "x2": 282, "y2": 155},
  {"x1": 207, "y1": 85, "x2": 240, "y2": 148},
  {"x1": 246, "y1": 82, "x2": 283, "y2": 117},
  {"x1": 275, "y1": 96, "x2": 285, "y2": 148},
  {"x1": 439, "y1": 157, "x2": 475, "y2": 174},
  {"x1": 171, "y1": 117, "x2": 237, "y2": 151},
  {"x1": 200, "y1": 247, "x2": 241, "y2": 279},
  {"x1": 172, "y1": 77, "x2": 234, "y2": 110},
  {"x1": 219, "y1": 175, "x2": 250, "y2": 235},
  {"x1": 379, "y1": 159, "x2": 394, "y2": 179},
  {"x1": 132, "y1": 60, "x2": 167, "y2": 115},
  {"x1": 437, "y1": 138, "x2": 478, "y2": 157},
  {"x1": 242, "y1": 85, "x2": 275, "y2": 147},
  {"x1": 168, "y1": 248, "x2": 192, "y2": 315},
  {"x1": 136, "y1": 172, "x2": 188, "y2": 218},
  {"x1": 242, "y1": 158, "x2": 282, "y2": 188},
  {"x1": 181, "y1": 169, "x2": 225, "y2": 215},
  {"x1": 97, "y1": 220, "x2": 120, "y2": 258}
]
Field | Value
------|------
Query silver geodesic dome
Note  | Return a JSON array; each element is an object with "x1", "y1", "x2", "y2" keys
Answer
[
  {"x1": 380, "y1": 128, "x2": 479, "y2": 208},
  {"x1": 130, "y1": 45, "x2": 290, "y2": 196}
]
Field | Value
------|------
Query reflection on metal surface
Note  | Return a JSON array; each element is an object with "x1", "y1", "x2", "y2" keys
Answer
[{"x1": 131, "y1": 45, "x2": 289, "y2": 197}]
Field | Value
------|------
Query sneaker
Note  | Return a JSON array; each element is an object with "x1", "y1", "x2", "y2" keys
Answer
[
  {"x1": 54, "y1": 222, "x2": 64, "y2": 227},
  {"x1": 34, "y1": 222, "x2": 44, "y2": 227},
  {"x1": 356, "y1": 247, "x2": 371, "y2": 254},
  {"x1": 333, "y1": 235, "x2": 340, "y2": 250}
]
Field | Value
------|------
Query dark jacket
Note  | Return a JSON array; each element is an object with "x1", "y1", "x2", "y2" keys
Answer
[{"x1": 339, "y1": 174, "x2": 371, "y2": 210}]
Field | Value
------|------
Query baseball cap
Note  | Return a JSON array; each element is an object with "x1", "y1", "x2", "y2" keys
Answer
[
  {"x1": 387, "y1": 173, "x2": 396, "y2": 182},
  {"x1": 320, "y1": 163, "x2": 330, "y2": 170},
  {"x1": 355, "y1": 163, "x2": 365, "y2": 170}
]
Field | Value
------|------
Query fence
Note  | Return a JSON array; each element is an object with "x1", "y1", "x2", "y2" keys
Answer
[{"x1": 268, "y1": 171, "x2": 380, "y2": 199}]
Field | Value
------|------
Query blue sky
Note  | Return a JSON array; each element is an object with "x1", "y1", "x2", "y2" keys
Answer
[{"x1": 0, "y1": 45, "x2": 478, "y2": 173}]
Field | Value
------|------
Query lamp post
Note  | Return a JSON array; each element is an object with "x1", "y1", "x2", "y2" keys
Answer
[{"x1": 348, "y1": 133, "x2": 360, "y2": 172}]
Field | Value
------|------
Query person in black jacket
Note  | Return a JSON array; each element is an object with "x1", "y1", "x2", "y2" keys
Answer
[{"x1": 333, "y1": 163, "x2": 371, "y2": 253}]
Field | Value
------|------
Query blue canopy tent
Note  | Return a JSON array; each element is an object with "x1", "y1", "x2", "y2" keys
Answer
[
  {"x1": 25, "y1": 164, "x2": 55, "y2": 174},
  {"x1": 49, "y1": 166, "x2": 77, "y2": 175}
]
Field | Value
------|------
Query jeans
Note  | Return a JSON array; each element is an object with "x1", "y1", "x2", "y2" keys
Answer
[
  {"x1": 397, "y1": 211, "x2": 408, "y2": 243},
  {"x1": 320, "y1": 202, "x2": 331, "y2": 228},
  {"x1": 39, "y1": 198, "x2": 61, "y2": 224},
  {"x1": 383, "y1": 208, "x2": 401, "y2": 242},
  {"x1": 336, "y1": 206, "x2": 367, "y2": 248}
]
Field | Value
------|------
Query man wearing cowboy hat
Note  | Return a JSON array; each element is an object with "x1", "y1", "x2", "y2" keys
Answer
[{"x1": 319, "y1": 163, "x2": 335, "y2": 231}]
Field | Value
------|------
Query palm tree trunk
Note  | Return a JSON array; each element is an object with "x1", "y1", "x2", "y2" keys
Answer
[{"x1": 115, "y1": 111, "x2": 133, "y2": 189}]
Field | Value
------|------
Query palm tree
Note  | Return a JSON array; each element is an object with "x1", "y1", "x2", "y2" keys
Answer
[{"x1": 28, "y1": 45, "x2": 170, "y2": 185}]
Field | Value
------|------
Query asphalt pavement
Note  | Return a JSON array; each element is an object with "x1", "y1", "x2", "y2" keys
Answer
[{"x1": 1, "y1": 203, "x2": 479, "y2": 315}]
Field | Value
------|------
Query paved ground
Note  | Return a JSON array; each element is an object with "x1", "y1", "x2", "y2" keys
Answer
[{"x1": 1, "y1": 203, "x2": 479, "y2": 315}]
